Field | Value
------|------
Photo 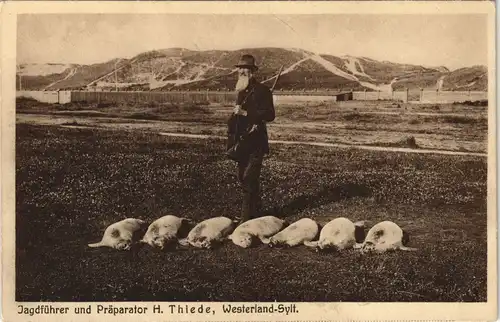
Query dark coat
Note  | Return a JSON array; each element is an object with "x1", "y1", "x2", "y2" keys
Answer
[{"x1": 227, "y1": 78, "x2": 276, "y2": 155}]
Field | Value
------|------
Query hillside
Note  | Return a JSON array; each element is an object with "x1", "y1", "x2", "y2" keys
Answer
[
  {"x1": 441, "y1": 66, "x2": 488, "y2": 91},
  {"x1": 16, "y1": 47, "x2": 488, "y2": 92}
]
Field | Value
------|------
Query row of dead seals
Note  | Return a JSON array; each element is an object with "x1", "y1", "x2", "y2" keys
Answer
[
  {"x1": 88, "y1": 216, "x2": 191, "y2": 250},
  {"x1": 88, "y1": 215, "x2": 417, "y2": 253}
]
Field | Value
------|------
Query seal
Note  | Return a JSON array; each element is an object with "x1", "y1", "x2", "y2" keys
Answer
[
  {"x1": 261, "y1": 218, "x2": 319, "y2": 247},
  {"x1": 88, "y1": 218, "x2": 146, "y2": 250},
  {"x1": 304, "y1": 217, "x2": 366, "y2": 252},
  {"x1": 228, "y1": 215, "x2": 286, "y2": 248},
  {"x1": 178, "y1": 217, "x2": 236, "y2": 249},
  {"x1": 354, "y1": 220, "x2": 417, "y2": 253},
  {"x1": 140, "y1": 215, "x2": 193, "y2": 250}
]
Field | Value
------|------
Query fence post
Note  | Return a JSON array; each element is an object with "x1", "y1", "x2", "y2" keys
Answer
[
  {"x1": 364, "y1": 89, "x2": 367, "y2": 100},
  {"x1": 419, "y1": 88, "x2": 423, "y2": 102}
]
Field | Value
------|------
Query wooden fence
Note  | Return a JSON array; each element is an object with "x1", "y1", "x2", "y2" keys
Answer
[
  {"x1": 419, "y1": 90, "x2": 488, "y2": 103},
  {"x1": 70, "y1": 91, "x2": 236, "y2": 105},
  {"x1": 17, "y1": 90, "x2": 71, "y2": 104},
  {"x1": 17, "y1": 89, "x2": 488, "y2": 105},
  {"x1": 353, "y1": 90, "x2": 409, "y2": 102}
]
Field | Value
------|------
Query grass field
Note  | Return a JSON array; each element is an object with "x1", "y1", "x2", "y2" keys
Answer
[{"x1": 16, "y1": 117, "x2": 487, "y2": 302}]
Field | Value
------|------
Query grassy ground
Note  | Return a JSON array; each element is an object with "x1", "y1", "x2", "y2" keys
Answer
[{"x1": 16, "y1": 123, "x2": 487, "y2": 302}]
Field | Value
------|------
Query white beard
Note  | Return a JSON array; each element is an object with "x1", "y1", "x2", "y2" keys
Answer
[{"x1": 235, "y1": 75, "x2": 250, "y2": 92}]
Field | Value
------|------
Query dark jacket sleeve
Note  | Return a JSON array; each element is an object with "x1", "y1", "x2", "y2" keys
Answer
[{"x1": 252, "y1": 85, "x2": 275, "y2": 124}]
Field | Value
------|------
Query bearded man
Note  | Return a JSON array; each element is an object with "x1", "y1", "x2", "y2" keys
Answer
[{"x1": 227, "y1": 54, "x2": 275, "y2": 223}]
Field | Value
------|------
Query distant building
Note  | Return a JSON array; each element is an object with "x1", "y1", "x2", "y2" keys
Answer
[{"x1": 334, "y1": 91, "x2": 353, "y2": 101}]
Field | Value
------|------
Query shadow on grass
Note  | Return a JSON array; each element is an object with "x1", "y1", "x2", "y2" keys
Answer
[{"x1": 265, "y1": 183, "x2": 372, "y2": 218}]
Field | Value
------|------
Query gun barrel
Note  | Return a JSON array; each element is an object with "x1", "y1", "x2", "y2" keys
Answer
[{"x1": 270, "y1": 65, "x2": 284, "y2": 92}]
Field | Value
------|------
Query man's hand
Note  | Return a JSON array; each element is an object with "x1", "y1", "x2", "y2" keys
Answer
[
  {"x1": 233, "y1": 105, "x2": 247, "y2": 116},
  {"x1": 249, "y1": 124, "x2": 260, "y2": 133}
]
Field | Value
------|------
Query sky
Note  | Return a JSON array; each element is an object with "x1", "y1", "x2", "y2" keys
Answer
[{"x1": 17, "y1": 14, "x2": 488, "y2": 70}]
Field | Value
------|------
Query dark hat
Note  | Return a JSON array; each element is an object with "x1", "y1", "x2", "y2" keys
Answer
[{"x1": 235, "y1": 54, "x2": 258, "y2": 71}]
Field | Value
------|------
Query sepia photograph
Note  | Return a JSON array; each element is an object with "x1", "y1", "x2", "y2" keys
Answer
[{"x1": 1, "y1": 1, "x2": 497, "y2": 321}]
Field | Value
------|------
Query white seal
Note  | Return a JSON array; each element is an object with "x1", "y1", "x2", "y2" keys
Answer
[
  {"x1": 261, "y1": 218, "x2": 319, "y2": 247},
  {"x1": 140, "y1": 215, "x2": 193, "y2": 249},
  {"x1": 88, "y1": 218, "x2": 146, "y2": 250},
  {"x1": 355, "y1": 220, "x2": 417, "y2": 253},
  {"x1": 229, "y1": 216, "x2": 286, "y2": 248},
  {"x1": 178, "y1": 216, "x2": 236, "y2": 249},
  {"x1": 304, "y1": 217, "x2": 366, "y2": 252}
]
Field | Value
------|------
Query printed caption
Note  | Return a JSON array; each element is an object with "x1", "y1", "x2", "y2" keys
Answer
[{"x1": 17, "y1": 304, "x2": 298, "y2": 317}]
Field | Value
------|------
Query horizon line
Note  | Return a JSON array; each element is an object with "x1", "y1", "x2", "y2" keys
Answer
[{"x1": 16, "y1": 46, "x2": 487, "y2": 71}]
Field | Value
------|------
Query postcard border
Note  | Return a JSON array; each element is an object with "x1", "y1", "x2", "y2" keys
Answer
[{"x1": 2, "y1": 2, "x2": 497, "y2": 321}]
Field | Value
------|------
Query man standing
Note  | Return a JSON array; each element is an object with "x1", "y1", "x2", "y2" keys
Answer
[{"x1": 229, "y1": 54, "x2": 275, "y2": 223}]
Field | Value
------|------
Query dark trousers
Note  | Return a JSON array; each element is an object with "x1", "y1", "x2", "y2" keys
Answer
[{"x1": 238, "y1": 151, "x2": 264, "y2": 222}]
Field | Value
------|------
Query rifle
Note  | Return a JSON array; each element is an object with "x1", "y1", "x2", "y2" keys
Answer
[
  {"x1": 226, "y1": 66, "x2": 284, "y2": 161},
  {"x1": 270, "y1": 65, "x2": 284, "y2": 92}
]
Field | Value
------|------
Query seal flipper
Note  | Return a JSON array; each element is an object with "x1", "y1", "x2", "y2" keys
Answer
[
  {"x1": 304, "y1": 240, "x2": 319, "y2": 248},
  {"x1": 353, "y1": 242, "x2": 364, "y2": 249},
  {"x1": 178, "y1": 238, "x2": 190, "y2": 247},
  {"x1": 88, "y1": 241, "x2": 105, "y2": 248},
  {"x1": 354, "y1": 220, "x2": 367, "y2": 227},
  {"x1": 399, "y1": 245, "x2": 418, "y2": 251},
  {"x1": 260, "y1": 236, "x2": 271, "y2": 244}
]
